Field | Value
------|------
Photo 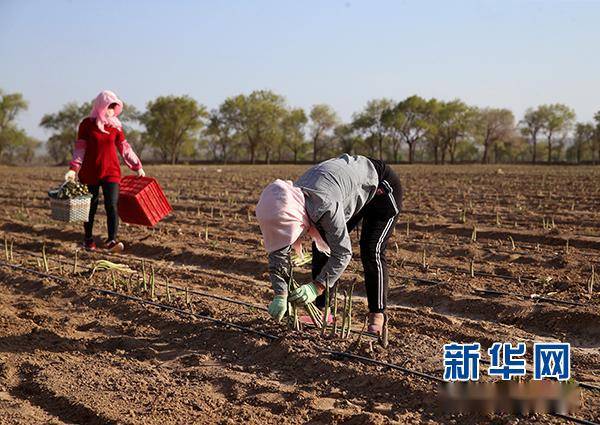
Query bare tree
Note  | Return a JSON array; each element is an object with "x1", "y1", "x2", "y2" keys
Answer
[
  {"x1": 309, "y1": 104, "x2": 339, "y2": 162},
  {"x1": 474, "y1": 107, "x2": 515, "y2": 164}
]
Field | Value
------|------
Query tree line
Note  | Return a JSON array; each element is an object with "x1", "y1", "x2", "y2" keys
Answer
[{"x1": 1, "y1": 88, "x2": 600, "y2": 165}]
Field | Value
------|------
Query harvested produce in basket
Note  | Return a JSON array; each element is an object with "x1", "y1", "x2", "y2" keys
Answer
[
  {"x1": 48, "y1": 181, "x2": 90, "y2": 199},
  {"x1": 48, "y1": 181, "x2": 92, "y2": 223}
]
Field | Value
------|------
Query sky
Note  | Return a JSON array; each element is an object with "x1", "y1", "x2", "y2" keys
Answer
[{"x1": 1, "y1": 0, "x2": 599, "y2": 141}]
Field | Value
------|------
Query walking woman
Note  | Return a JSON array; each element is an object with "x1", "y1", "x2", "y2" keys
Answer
[
  {"x1": 256, "y1": 154, "x2": 402, "y2": 335},
  {"x1": 65, "y1": 90, "x2": 145, "y2": 252}
]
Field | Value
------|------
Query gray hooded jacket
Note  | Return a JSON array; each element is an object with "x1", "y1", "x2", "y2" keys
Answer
[{"x1": 268, "y1": 154, "x2": 379, "y2": 294}]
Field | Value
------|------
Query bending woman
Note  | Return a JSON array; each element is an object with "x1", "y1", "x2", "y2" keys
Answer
[{"x1": 256, "y1": 154, "x2": 402, "y2": 334}]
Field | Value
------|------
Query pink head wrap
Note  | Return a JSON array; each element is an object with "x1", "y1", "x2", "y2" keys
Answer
[
  {"x1": 90, "y1": 90, "x2": 123, "y2": 134},
  {"x1": 256, "y1": 179, "x2": 330, "y2": 258}
]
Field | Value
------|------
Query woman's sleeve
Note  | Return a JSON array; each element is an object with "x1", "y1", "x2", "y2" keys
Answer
[
  {"x1": 314, "y1": 201, "x2": 352, "y2": 287},
  {"x1": 69, "y1": 120, "x2": 88, "y2": 171},
  {"x1": 115, "y1": 128, "x2": 142, "y2": 171},
  {"x1": 268, "y1": 245, "x2": 292, "y2": 295}
]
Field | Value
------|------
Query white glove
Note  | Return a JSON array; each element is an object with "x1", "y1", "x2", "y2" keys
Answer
[
  {"x1": 136, "y1": 168, "x2": 146, "y2": 177},
  {"x1": 65, "y1": 170, "x2": 76, "y2": 182}
]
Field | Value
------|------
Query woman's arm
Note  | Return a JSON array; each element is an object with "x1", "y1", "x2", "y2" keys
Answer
[
  {"x1": 69, "y1": 140, "x2": 87, "y2": 171},
  {"x1": 115, "y1": 129, "x2": 142, "y2": 171},
  {"x1": 314, "y1": 201, "x2": 352, "y2": 287},
  {"x1": 268, "y1": 245, "x2": 292, "y2": 295},
  {"x1": 69, "y1": 120, "x2": 88, "y2": 171}
]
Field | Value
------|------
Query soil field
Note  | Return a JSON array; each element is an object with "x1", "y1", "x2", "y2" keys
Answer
[{"x1": 0, "y1": 164, "x2": 599, "y2": 424}]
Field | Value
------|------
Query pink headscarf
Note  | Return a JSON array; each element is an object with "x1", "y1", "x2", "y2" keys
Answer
[
  {"x1": 256, "y1": 179, "x2": 330, "y2": 257},
  {"x1": 90, "y1": 90, "x2": 123, "y2": 134}
]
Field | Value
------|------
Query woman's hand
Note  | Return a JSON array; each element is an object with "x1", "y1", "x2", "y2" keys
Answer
[
  {"x1": 64, "y1": 170, "x2": 76, "y2": 182},
  {"x1": 268, "y1": 295, "x2": 288, "y2": 322},
  {"x1": 136, "y1": 168, "x2": 146, "y2": 177},
  {"x1": 289, "y1": 282, "x2": 324, "y2": 305}
]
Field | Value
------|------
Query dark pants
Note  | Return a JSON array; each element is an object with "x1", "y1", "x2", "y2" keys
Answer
[
  {"x1": 314, "y1": 161, "x2": 402, "y2": 313},
  {"x1": 84, "y1": 182, "x2": 120, "y2": 241}
]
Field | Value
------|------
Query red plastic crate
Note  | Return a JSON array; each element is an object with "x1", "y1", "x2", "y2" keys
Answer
[{"x1": 118, "y1": 176, "x2": 172, "y2": 226}]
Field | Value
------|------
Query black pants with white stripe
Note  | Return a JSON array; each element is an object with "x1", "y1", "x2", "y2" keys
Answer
[{"x1": 313, "y1": 160, "x2": 402, "y2": 313}]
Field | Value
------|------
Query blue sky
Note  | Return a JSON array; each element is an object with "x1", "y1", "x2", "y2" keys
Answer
[{"x1": 1, "y1": 0, "x2": 599, "y2": 140}]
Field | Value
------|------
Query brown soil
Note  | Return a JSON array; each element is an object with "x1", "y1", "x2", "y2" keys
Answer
[{"x1": 0, "y1": 164, "x2": 598, "y2": 424}]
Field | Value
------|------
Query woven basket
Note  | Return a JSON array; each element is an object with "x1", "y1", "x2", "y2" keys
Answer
[{"x1": 50, "y1": 195, "x2": 92, "y2": 223}]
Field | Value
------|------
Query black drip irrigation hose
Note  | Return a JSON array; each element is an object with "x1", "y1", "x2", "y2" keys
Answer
[
  {"x1": 10, "y1": 249, "x2": 595, "y2": 371},
  {"x1": 92, "y1": 288, "x2": 470, "y2": 387},
  {"x1": 1, "y1": 261, "x2": 598, "y2": 425},
  {"x1": 3, "y1": 233, "x2": 593, "y2": 310},
  {"x1": 7, "y1": 249, "x2": 271, "y2": 313},
  {"x1": 554, "y1": 414, "x2": 600, "y2": 425},
  {"x1": 6, "y1": 230, "x2": 592, "y2": 290},
  {"x1": 95, "y1": 288, "x2": 279, "y2": 341},
  {"x1": 1, "y1": 245, "x2": 596, "y2": 332},
  {"x1": 579, "y1": 382, "x2": 600, "y2": 392},
  {"x1": 161, "y1": 281, "x2": 381, "y2": 340},
  {"x1": 69, "y1": 243, "x2": 594, "y2": 309},
  {"x1": 2, "y1": 247, "x2": 380, "y2": 340},
  {"x1": 324, "y1": 349, "x2": 445, "y2": 383},
  {"x1": 399, "y1": 272, "x2": 588, "y2": 308},
  {"x1": 397, "y1": 274, "x2": 444, "y2": 286},
  {"x1": 0, "y1": 260, "x2": 70, "y2": 284},
  {"x1": 16, "y1": 255, "x2": 600, "y2": 391},
  {"x1": 96, "y1": 287, "x2": 600, "y2": 425},
  {"x1": 472, "y1": 288, "x2": 586, "y2": 307},
  {"x1": 0, "y1": 246, "x2": 594, "y2": 339},
  {"x1": 10, "y1": 261, "x2": 600, "y2": 391},
  {"x1": 165, "y1": 283, "x2": 269, "y2": 312},
  {"x1": 404, "y1": 236, "x2": 600, "y2": 261},
  {"x1": 11, "y1": 246, "x2": 379, "y2": 339},
  {"x1": 400, "y1": 257, "x2": 561, "y2": 286}
]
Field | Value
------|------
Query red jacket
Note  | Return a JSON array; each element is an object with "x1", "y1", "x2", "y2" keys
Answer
[{"x1": 69, "y1": 117, "x2": 142, "y2": 185}]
